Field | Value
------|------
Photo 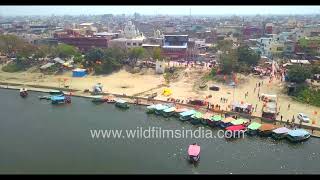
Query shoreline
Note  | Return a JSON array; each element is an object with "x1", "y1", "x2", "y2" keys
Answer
[{"x1": 2, "y1": 82, "x2": 320, "y2": 138}]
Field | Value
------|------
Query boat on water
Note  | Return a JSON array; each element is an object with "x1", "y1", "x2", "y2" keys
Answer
[
  {"x1": 246, "y1": 122, "x2": 262, "y2": 136},
  {"x1": 231, "y1": 118, "x2": 248, "y2": 126},
  {"x1": 258, "y1": 124, "x2": 278, "y2": 137},
  {"x1": 19, "y1": 88, "x2": 28, "y2": 98},
  {"x1": 154, "y1": 104, "x2": 169, "y2": 115},
  {"x1": 91, "y1": 95, "x2": 106, "y2": 103},
  {"x1": 202, "y1": 112, "x2": 214, "y2": 126},
  {"x1": 115, "y1": 99, "x2": 129, "y2": 109},
  {"x1": 161, "y1": 107, "x2": 176, "y2": 117},
  {"x1": 225, "y1": 125, "x2": 246, "y2": 138},
  {"x1": 173, "y1": 108, "x2": 189, "y2": 117},
  {"x1": 49, "y1": 90, "x2": 64, "y2": 95},
  {"x1": 188, "y1": 143, "x2": 200, "y2": 163},
  {"x1": 208, "y1": 115, "x2": 223, "y2": 127},
  {"x1": 272, "y1": 127, "x2": 290, "y2": 140},
  {"x1": 219, "y1": 117, "x2": 235, "y2": 129},
  {"x1": 51, "y1": 95, "x2": 71, "y2": 105},
  {"x1": 146, "y1": 104, "x2": 157, "y2": 114},
  {"x1": 190, "y1": 112, "x2": 203, "y2": 125},
  {"x1": 286, "y1": 129, "x2": 311, "y2": 143},
  {"x1": 39, "y1": 95, "x2": 52, "y2": 100},
  {"x1": 179, "y1": 110, "x2": 196, "y2": 121}
]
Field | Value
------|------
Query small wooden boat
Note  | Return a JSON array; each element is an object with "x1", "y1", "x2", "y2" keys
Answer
[
  {"x1": 39, "y1": 95, "x2": 51, "y2": 100},
  {"x1": 246, "y1": 122, "x2": 262, "y2": 136},
  {"x1": 225, "y1": 125, "x2": 246, "y2": 138},
  {"x1": 154, "y1": 104, "x2": 169, "y2": 115},
  {"x1": 188, "y1": 143, "x2": 200, "y2": 163},
  {"x1": 91, "y1": 95, "x2": 106, "y2": 103},
  {"x1": 208, "y1": 115, "x2": 223, "y2": 127},
  {"x1": 161, "y1": 107, "x2": 176, "y2": 117},
  {"x1": 219, "y1": 117, "x2": 235, "y2": 129},
  {"x1": 49, "y1": 90, "x2": 64, "y2": 95},
  {"x1": 115, "y1": 99, "x2": 129, "y2": 109},
  {"x1": 272, "y1": 127, "x2": 290, "y2": 140},
  {"x1": 231, "y1": 118, "x2": 248, "y2": 126},
  {"x1": 258, "y1": 124, "x2": 279, "y2": 137},
  {"x1": 19, "y1": 88, "x2": 28, "y2": 98},
  {"x1": 190, "y1": 112, "x2": 203, "y2": 125},
  {"x1": 179, "y1": 110, "x2": 196, "y2": 121},
  {"x1": 286, "y1": 129, "x2": 311, "y2": 143},
  {"x1": 174, "y1": 108, "x2": 189, "y2": 117},
  {"x1": 51, "y1": 95, "x2": 71, "y2": 105}
]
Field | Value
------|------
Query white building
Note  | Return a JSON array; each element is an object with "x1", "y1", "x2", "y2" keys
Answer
[{"x1": 155, "y1": 60, "x2": 165, "y2": 74}]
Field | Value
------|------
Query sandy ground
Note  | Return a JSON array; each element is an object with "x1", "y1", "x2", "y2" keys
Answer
[{"x1": 1, "y1": 63, "x2": 320, "y2": 127}]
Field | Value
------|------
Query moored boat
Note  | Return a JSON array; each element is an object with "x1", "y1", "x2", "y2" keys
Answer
[
  {"x1": 115, "y1": 99, "x2": 129, "y2": 109},
  {"x1": 190, "y1": 111, "x2": 203, "y2": 125},
  {"x1": 51, "y1": 95, "x2": 71, "y2": 105},
  {"x1": 202, "y1": 112, "x2": 214, "y2": 126},
  {"x1": 174, "y1": 108, "x2": 189, "y2": 117},
  {"x1": 246, "y1": 122, "x2": 262, "y2": 136},
  {"x1": 162, "y1": 107, "x2": 176, "y2": 117},
  {"x1": 19, "y1": 88, "x2": 28, "y2": 98},
  {"x1": 208, "y1": 115, "x2": 223, "y2": 127},
  {"x1": 225, "y1": 125, "x2": 246, "y2": 138},
  {"x1": 286, "y1": 129, "x2": 311, "y2": 143},
  {"x1": 188, "y1": 143, "x2": 200, "y2": 163},
  {"x1": 272, "y1": 127, "x2": 290, "y2": 140},
  {"x1": 154, "y1": 104, "x2": 169, "y2": 115},
  {"x1": 231, "y1": 118, "x2": 248, "y2": 126},
  {"x1": 91, "y1": 95, "x2": 107, "y2": 103},
  {"x1": 146, "y1": 104, "x2": 157, "y2": 114},
  {"x1": 179, "y1": 110, "x2": 196, "y2": 121},
  {"x1": 219, "y1": 117, "x2": 235, "y2": 129},
  {"x1": 258, "y1": 124, "x2": 278, "y2": 137}
]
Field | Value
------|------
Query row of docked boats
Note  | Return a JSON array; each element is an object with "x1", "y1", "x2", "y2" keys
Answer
[
  {"x1": 146, "y1": 103, "x2": 311, "y2": 143},
  {"x1": 38, "y1": 90, "x2": 72, "y2": 105},
  {"x1": 91, "y1": 95, "x2": 130, "y2": 109}
]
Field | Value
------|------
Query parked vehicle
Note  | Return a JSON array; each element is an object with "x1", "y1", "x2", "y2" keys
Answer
[{"x1": 297, "y1": 113, "x2": 310, "y2": 123}]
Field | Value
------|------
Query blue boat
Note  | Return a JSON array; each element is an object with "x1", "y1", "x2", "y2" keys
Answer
[
  {"x1": 286, "y1": 129, "x2": 311, "y2": 143},
  {"x1": 115, "y1": 99, "x2": 129, "y2": 109},
  {"x1": 190, "y1": 112, "x2": 203, "y2": 125},
  {"x1": 161, "y1": 107, "x2": 176, "y2": 117},
  {"x1": 179, "y1": 110, "x2": 196, "y2": 121},
  {"x1": 51, "y1": 95, "x2": 71, "y2": 105},
  {"x1": 154, "y1": 104, "x2": 169, "y2": 115},
  {"x1": 219, "y1": 117, "x2": 235, "y2": 129}
]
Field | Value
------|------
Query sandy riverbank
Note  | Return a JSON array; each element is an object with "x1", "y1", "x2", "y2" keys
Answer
[{"x1": 1, "y1": 64, "x2": 320, "y2": 128}]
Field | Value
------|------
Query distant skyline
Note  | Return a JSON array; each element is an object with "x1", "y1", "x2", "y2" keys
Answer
[{"x1": 0, "y1": 6, "x2": 320, "y2": 16}]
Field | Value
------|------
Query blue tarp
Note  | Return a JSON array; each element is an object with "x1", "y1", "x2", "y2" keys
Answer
[
  {"x1": 51, "y1": 95, "x2": 65, "y2": 101},
  {"x1": 287, "y1": 129, "x2": 310, "y2": 137},
  {"x1": 72, "y1": 69, "x2": 87, "y2": 77}
]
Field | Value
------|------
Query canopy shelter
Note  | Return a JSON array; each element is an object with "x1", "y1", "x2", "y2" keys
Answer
[{"x1": 162, "y1": 88, "x2": 172, "y2": 96}]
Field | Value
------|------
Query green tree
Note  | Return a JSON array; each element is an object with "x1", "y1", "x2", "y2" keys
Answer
[
  {"x1": 152, "y1": 47, "x2": 162, "y2": 60},
  {"x1": 219, "y1": 51, "x2": 238, "y2": 74},
  {"x1": 54, "y1": 43, "x2": 78, "y2": 59},
  {"x1": 0, "y1": 34, "x2": 26, "y2": 55},
  {"x1": 216, "y1": 39, "x2": 233, "y2": 52},
  {"x1": 84, "y1": 48, "x2": 105, "y2": 67},
  {"x1": 287, "y1": 65, "x2": 312, "y2": 83},
  {"x1": 128, "y1": 47, "x2": 145, "y2": 66},
  {"x1": 237, "y1": 45, "x2": 260, "y2": 66}
]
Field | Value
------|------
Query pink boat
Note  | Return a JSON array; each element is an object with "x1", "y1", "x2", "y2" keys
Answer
[{"x1": 188, "y1": 143, "x2": 201, "y2": 163}]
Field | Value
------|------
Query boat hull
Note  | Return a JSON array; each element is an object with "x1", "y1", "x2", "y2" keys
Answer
[
  {"x1": 179, "y1": 115, "x2": 191, "y2": 121},
  {"x1": 162, "y1": 111, "x2": 174, "y2": 117},
  {"x1": 146, "y1": 109, "x2": 155, "y2": 114},
  {"x1": 258, "y1": 130, "x2": 273, "y2": 137},
  {"x1": 219, "y1": 122, "x2": 232, "y2": 129},
  {"x1": 286, "y1": 134, "x2": 311, "y2": 143},
  {"x1": 190, "y1": 118, "x2": 201, "y2": 125},
  {"x1": 271, "y1": 133, "x2": 287, "y2": 140},
  {"x1": 188, "y1": 155, "x2": 200, "y2": 163},
  {"x1": 20, "y1": 91, "x2": 28, "y2": 98},
  {"x1": 207, "y1": 120, "x2": 216, "y2": 127},
  {"x1": 115, "y1": 102, "x2": 129, "y2": 109},
  {"x1": 200, "y1": 119, "x2": 208, "y2": 125},
  {"x1": 246, "y1": 129, "x2": 258, "y2": 136}
]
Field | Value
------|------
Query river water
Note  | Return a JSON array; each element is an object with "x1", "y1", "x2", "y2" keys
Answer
[{"x1": 0, "y1": 88, "x2": 320, "y2": 174}]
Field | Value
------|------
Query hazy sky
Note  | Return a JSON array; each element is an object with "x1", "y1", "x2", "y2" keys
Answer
[{"x1": 0, "y1": 6, "x2": 320, "y2": 16}]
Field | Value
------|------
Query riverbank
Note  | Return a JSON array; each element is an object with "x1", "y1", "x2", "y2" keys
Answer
[{"x1": 2, "y1": 82, "x2": 320, "y2": 138}]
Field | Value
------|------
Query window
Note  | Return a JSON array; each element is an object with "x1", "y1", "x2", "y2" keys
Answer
[
  {"x1": 127, "y1": 42, "x2": 130, "y2": 46},
  {"x1": 133, "y1": 43, "x2": 137, "y2": 46},
  {"x1": 139, "y1": 43, "x2": 142, "y2": 46}
]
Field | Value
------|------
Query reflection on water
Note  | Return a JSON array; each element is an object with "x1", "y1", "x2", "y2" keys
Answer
[{"x1": 0, "y1": 88, "x2": 320, "y2": 174}]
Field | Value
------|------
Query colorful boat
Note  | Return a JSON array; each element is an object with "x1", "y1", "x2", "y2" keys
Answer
[
  {"x1": 258, "y1": 124, "x2": 278, "y2": 137},
  {"x1": 246, "y1": 122, "x2": 262, "y2": 136},
  {"x1": 146, "y1": 104, "x2": 157, "y2": 114},
  {"x1": 208, "y1": 115, "x2": 223, "y2": 127},
  {"x1": 286, "y1": 129, "x2": 311, "y2": 143},
  {"x1": 19, "y1": 88, "x2": 28, "y2": 98},
  {"x1": 231, "y1": 118, "x2": 248, "y2": 125},
  {"x1": 162, "y1": 107, "x2": 176, "y2": 117},
  {"x1": 225, "y1": 125, "x2": 246, "y2": 138},
  {"x1": 115, "y1": 99, "x2": 129, "y2": 109},
  {"x1": 219, "y1": 117, "x2": 235, "y2": 129},
  {"x1": 179, "y1": 110, "x2": 196, "y2": 121},
  {"x1": 272, "y1": 127, "x2": 290, "y2": 140},
  {"x1": 154, "y1": 104, "x2": 169, "y2": 115},
  {"x1": 174, "y1": 108, "x2": 189, "y2": 117},
  {"x1": 188, "y1": 143, "x2": 200, "y2": 163},
  {"x1": 91, "y1": 95, "x2": 107, "y2": 103},
  {"x1": 190, "y1": 112, "x2": 203, "y2": 125},
  {"x1": 202, "y1": 112, "x2": 214, "y2": 126},
  {"x1": 51, "y1": 95, "x2": 71, "y2": 105}
]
